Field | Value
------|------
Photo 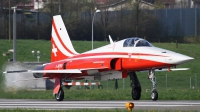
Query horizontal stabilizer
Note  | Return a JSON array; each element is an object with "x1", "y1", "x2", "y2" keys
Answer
[
  {"x1": 3, "y1": 69, "x2": 82, "y2": 74},
  {"x1": 32, "y1": 69, "x2": 81, "y2": 73},
  {"x1": 12, "y1": 77, "x2": 49, "y2": 82},
  {"x1": 3, "y1": 70, "x2": 31, "y2": 74}
]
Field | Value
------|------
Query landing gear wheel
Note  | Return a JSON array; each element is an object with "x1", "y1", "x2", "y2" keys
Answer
[
  {"x1": 55, "y1": 88, "x2": 64, "y2": 101},
  {"x1": 151, "y1": 90, "x2": 158, "y2": 101},
  {"x1": 149, "y1": 69, "x2": 158, "y2": 101},
  {"x1": 129, "y1": 72, "x2": 141, "y2": 100},
  {"x1": 131, "y1": 88, "x2": 141, "y2": 100}
]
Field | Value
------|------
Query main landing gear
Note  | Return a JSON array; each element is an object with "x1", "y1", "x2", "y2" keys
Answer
[
  {"x1": 54, "y1": 77, "x2": 65, "y2": 101},
  {"x1": 129, "y1": 70, "x2": 158, "y2": 101},
  {"x1": 148, "y1": 69, "x2": 158, "y2": 101},
  {"x1": 55, "y1": 80, "x2": 72, "y2": 101},
  {"x1": 55, "y1": 87, "x2": 64, "y2": 101},
  {"x1": 129, "y1": 72, "x2": 141, "y2": 100}
]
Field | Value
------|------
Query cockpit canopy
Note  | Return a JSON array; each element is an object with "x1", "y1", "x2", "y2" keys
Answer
[{"x1": 123, "y1": 37, "x2": 153, "y2": 47}]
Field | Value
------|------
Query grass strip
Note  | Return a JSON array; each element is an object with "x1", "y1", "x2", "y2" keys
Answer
[{"x1": 1, "y1": 88, "x2": 200, "y2": 100}]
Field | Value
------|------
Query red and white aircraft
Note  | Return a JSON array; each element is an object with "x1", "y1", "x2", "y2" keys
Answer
[{"x1": 4, "y1": 15, "x2": 194, "y2": 101}]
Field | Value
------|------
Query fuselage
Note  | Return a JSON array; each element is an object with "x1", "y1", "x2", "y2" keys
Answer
[
  {"x1": 5, "y1": 15, "x2": 194, "y2": 101},
  {"x1": 34, "y1": 37, "x2": 193, "y2": 80}
]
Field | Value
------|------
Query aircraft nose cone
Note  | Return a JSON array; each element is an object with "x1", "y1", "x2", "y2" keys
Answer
[
  {"x1": 185, "y1": 56, "x2": 194, "y2": 61},
  {"x1": 175, "y1": 55, "x2": 194, "y2": 64}
]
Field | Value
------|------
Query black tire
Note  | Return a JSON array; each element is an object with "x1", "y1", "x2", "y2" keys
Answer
[
  {"x1": 55, "y1": 88, "x2": 64, "y2": 101},
  {"x1": 151, "y1": 90, "x2": 158, "y2": 101},
  {"x1": 131, "y1": 88, "x2": 141, "y2": 100}
]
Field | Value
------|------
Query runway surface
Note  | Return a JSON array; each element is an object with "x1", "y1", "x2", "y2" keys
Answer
[{"x1": 0, "y1": 99, "x2": 200, "y2": 110}]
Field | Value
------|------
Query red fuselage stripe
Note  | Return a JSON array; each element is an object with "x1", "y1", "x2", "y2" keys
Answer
[{"x1": 69, "y1": 52, "x2": 168, "y2": 59}]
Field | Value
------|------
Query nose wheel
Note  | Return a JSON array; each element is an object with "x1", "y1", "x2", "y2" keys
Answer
[
  {"x1": 148, "y1": 69, "x2": 158, "y2": 101},
  {"x1": 151, "y1": 89, "x2": 158, "y2": 101}
]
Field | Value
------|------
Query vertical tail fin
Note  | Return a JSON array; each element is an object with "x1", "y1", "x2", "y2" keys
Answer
[{"x1": 51, "y1": 15, "x2": 78, "y2": 62}]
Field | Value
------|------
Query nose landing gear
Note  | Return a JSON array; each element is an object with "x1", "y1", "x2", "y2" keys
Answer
[{"x1": 148, "y1": 69, "x2": 158, "y2": 101}]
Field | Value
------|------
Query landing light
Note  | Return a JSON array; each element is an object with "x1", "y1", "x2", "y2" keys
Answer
[{"x1": 125, "y1": 102, "x2": 134, "y2": 111}]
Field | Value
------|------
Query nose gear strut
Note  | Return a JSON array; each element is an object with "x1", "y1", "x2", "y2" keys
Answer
[{"x1": 148, "y1": 69, "x2": 158, "y2": 101}]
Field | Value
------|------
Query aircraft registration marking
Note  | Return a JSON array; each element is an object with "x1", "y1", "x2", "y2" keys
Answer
[{"x1": 55, "y1": 64, "x2": 63, "y2": 69}]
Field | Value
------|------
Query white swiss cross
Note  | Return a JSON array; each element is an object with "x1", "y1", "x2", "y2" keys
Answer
[{"x1": 52, "y1": 44, "x2": 57, "y2": 57}]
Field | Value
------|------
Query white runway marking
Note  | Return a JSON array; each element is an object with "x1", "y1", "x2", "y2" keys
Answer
[{"x1": 0, "y1": 99, "x2": 200, "y2": 110}]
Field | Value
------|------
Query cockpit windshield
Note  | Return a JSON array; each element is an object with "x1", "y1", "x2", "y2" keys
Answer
[{"x1": 123, "y1": 37, "x2": 153, "y2": 47}]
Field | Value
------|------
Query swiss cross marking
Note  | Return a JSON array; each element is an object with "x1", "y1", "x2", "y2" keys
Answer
[{"x1": 52, "y1": 44, "x2": 57, "y2": 57}]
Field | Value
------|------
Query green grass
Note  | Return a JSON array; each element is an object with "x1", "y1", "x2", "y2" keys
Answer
[
  {"x1": 1, "y1": 88, "x2": 200, "y2": 100},
  {"x1": 0, "y1": 40, "x2": 109, "y2": 62},
  {"x1": 0, "y1": 39, "x2": 199, "y2": 100}
]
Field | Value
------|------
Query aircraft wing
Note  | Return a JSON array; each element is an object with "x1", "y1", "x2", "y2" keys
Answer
[
  {"x1": 3, "y1": 69, "x2": 82, "y2": 74},
  {"x1": 155, "y1": 68, "x2": 189, "y2": 72},
  {"x1": 139, "y1": 68, "x2": 190, "y2": 73}
]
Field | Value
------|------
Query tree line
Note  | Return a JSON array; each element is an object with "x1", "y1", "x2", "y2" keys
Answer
[{"x1": 0, "y1": 0, "x2": 186, "y2": 42}]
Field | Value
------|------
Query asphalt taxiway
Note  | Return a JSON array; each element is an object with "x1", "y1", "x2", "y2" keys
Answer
[{"x1": 0, "y1": 99, "x2": 200, "y2": 110}]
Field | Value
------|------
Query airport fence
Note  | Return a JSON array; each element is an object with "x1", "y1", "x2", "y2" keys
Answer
[{"x1": 76, "y1": 72, "x2": 199, "y2": 91}]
